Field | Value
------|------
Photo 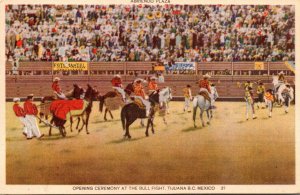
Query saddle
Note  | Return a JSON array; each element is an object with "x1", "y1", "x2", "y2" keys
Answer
[
  {"x1": 199, "y1": 91, "x2": 211, "y2": 102},
  {"x1": 133, "y1": 98, "x2": 145, "y2": 109}
]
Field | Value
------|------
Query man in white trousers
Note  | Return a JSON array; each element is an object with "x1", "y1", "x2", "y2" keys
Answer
[
  {"x1": 12, "y1": 97, "x2": 28, "y2": 138},
  {"x1": 24, "y1": 94, "x2": 44, "y2": 140}
]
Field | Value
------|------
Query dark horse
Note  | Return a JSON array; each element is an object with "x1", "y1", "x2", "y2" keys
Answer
[
  {"x1": 99, "y1": 83, "x2": 134, "y2": 121},
  {"x1": 121, "y1": 91, "x2": 160, "y2": 139},
  {"x1": 43, "y1": 84, "x2": 98, "y2": 137}
]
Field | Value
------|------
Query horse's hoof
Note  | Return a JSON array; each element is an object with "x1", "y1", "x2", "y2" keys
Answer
[
  {"x1": 207, "y1": 122, "x2": 210, "y2": 125},
  {"x1": 194, "y1": 125, "x2": 197, "y2": 128},
  {"x1": 128, "y1": 136, "x2": 131, "y2": 139},
  {"x1": 145, "y1": 133, "x2": 149, "y2": 137},
  {"x1": 86, "y1": 132, "x2": 90, "y2": 134},
  {"x1": 104, "y1": 118, "x2": 107, "y2": 121}
]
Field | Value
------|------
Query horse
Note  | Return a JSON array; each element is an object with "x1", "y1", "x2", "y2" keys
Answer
[
  {"x1": 282, "y1": 86, "x2": 294, "y2": 113},
  {"x1": 121, "y1": 90, "x2": 166, "y2": 139},
  {"x1": 157, "y1": 87, "x2": 173, "y2": 124},
  {"x1": 44, "y1": 84, "x2": 98, "y2": 137},
  {"x1": 99, "y1": 83, "x2": 134, "y2": 121},
  {"x1": 192, "y1": 93, "x2": 212, "y2": 128},
  {"x1": 272, "y1": 76, "x2": 287, "y2": 106}
]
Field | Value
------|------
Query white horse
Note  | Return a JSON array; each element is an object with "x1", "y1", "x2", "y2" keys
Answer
[
  {"x1": 272, "y1": 76, "x2": 287, "y2": 105},
  {"x1": 158, "y1": 87, "x2": 173, "y2": 124},
  {"x1": 192, "y1": 94, "x2": 212, "y2": 128},
  {"x1": 210, "y1": 85, "x2": 219, "y2": 109},
  {"x1": 282, "y1": 86, "x2": 294, "y2": 113}
]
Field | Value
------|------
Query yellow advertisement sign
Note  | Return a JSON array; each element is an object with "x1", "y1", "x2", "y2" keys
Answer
[
  {"x1": 154, "y1": 66, "x2": 165, "y2": 71},
  {"x1": 53, "y1": 62, "x2": 88, "y2": 71},
  {"x1": 254, "y1": 62, "x2": 264, "y2": 70}
]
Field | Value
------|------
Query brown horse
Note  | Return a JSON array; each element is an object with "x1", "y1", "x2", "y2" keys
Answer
[
  {"x1": 51, "y1": 84, "x2": 99, "y2": 137},
  {"x1": 99, "y1": 83, "x2": 134, "y2": 121}
]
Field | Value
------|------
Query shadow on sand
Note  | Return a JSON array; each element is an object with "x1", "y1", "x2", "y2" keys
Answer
[
  {"x1": 182, "y1": 126, "x2": 203, "y2": 132},
  {"x1": 107, "y1": 136, "x2": 147, "y2": 144}
]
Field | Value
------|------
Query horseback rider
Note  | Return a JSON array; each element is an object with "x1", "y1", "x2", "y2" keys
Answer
[
  {"x1": 198, "y1": 73, "x2": 211, "y2": 102},
  {"x1": 282, "y1": 82, "x2": 293, "y2": 113},
  {"x1": 133, "y1": 78, "x2": 151, "y2": 117},
  {"x1": 274, "y1": 71, "x2": 286, "y2": 93},
  {"x1": 111, "y1": 74, "x2": 126, "y2": 102},
  {"x1": 148, "y1": 76, "x2": 158, "y2": 94},
  {"x1": 52, "y1": 77, "x2": 66, "y2": 99}
]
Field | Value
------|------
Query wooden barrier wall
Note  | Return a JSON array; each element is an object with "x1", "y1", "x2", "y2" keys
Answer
[{"x1": 5, "y1": 61, "x2": 295, "y2": 99}]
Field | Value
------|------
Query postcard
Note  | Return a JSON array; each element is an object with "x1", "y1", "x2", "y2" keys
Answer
[{"x1": 0, "y1": 0, "x2": 299, "y2": 194}]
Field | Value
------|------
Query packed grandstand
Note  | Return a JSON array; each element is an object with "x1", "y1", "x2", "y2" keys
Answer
[{"x1": 5, "y1": 4, "x2": 295, "y2": 63}]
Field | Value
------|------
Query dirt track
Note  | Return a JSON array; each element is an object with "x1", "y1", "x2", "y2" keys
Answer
[{"x1": 6, "y1": 101, "x2": 295, "y2": 184}]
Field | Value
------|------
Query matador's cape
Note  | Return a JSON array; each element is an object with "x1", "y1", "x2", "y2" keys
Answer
[{"x1": 50, "y1": 99, "x2": 88, "y2": 120}]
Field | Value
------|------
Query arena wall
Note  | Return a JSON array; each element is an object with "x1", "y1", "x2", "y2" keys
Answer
[{"x1": 5, "y1": 61, "x2": 295, "y2": 101}]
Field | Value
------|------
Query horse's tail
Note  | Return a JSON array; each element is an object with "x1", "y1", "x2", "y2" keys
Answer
[
  {"x1": 121, "y1": 106, "x2": 126, "y2": 131},
  {"x1": 99, "y1": 95, "x2": 105, "y2": 112}
]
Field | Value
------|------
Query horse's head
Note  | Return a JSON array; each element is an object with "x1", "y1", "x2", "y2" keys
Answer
[
  {"x1": 124, "y1": 83, "x2": 134, "y2": 95},
  {"x1": 148, "y1": 91, "x2": 160, "y2": 106},
  {"x1": 85, "y1": 85, "x2": 99, "y2": 100}
]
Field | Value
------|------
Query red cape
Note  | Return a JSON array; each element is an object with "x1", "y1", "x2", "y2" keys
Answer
[{"x1": 50, "y1": 99, "x2": 84, "y2": 120}]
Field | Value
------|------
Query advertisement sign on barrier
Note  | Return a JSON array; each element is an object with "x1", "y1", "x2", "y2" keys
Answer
[
  {"x1": 164, "y1": 62, "x2": 196, "y2": 72},
  {"x1": 53, "y1": 62, "x2": 88, "y2": 71}
]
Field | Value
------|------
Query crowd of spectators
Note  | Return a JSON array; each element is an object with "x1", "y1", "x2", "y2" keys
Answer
[{"x1": 5, "y1": 4, "x2": 295, "y2": 62}]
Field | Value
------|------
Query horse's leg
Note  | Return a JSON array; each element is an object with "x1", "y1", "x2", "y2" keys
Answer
[
  {"x1": 200, "y1": 109, "x2": 205, "y2": 127},
  {"x1": 193, "y1": 107, "x2": 197, "y2": 128},
  {"x1": 140, "y1": 119, "x2": 145, "y2": 127},
  {"x1": 78, "y1": 115, "x2": 86, "y2": 133},
  {"x1": 104, "y1": 108, "x2": 108, "y2": 121},
  {"x1": 63, "y1": 126, "x2": 67, "y2": 137},
  {"x1": 49, "y1": 117, "x2": 54, "y2": 136},
  {"x1": 76, "y1": 117, "x2": 81, "y2": 129},
  {"x1": 145, "y1": 118, "x2": 150, "y2": 137},
  {"x1": 39, "y1": 113, "x2": 43, "y2": 123},
  {"x1": 151, "y1": 117, "x2": 155, "y2": 134},
  {"x1": 163, "y1": 116, "x2": 167, "y2": 125},
  {"x1": 70, "y1": 117, "x2": 73, "y2": 132},
  {"x1": 109, "y1": 110, "x2": 114, "y2": 119},
  {"x1": 206, "y1": 110, "x2": 210, "y2": 125},
  {"x1": 125, "y1": 118, "x2": 135, "y2": 139},
  {"x1": 85, "y1": 112, "x2": 90, "y2": 134}
]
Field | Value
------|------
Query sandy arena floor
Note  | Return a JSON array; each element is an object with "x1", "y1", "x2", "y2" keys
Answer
[{"x1": 5, "y1": 101, "x2": 295, "y2": 184}]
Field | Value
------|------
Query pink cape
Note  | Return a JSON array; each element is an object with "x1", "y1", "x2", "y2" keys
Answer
[{"x1": 50, "y1": 99, "x2": 84, "y2": 120}]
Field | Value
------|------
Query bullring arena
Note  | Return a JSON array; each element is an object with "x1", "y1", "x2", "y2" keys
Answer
[
  {"x1": 5, "y1": 61, "x2": 295, "y2": 184},
  {"x1": 4, "y1": 4, "x2": 296, "y2": 185}
]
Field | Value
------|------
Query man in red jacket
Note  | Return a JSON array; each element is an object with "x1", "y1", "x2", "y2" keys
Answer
[
  {"x1": 13, "y1": 97, "x2": 28, "y2": 138},
  {"x1": 198, "y1": 73, "x2": 212, "y2": 102},
  {"x1": 24, "y1": 94, "x2": 44, "y2": 139},
  {"x1": 111, "y1": 75, "x2": 126, "y2": 102}
]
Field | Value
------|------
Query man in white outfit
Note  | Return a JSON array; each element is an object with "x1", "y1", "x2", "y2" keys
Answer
[
  {"x1": 12, "y1": 97, "x2": 28, "y2": 137},
  {"x1": 24, "y1": 94, "x2": 44, "y2": 139}
]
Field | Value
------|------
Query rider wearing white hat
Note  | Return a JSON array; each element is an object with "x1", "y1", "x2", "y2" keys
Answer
[
  {"x1": 52, "y1": 77, "x2": 66, "y2": 99},
  {"x1": 148, "y1": 76, "x2": 158, "y2": 94},
  {"x1": 133, "y1": 78, "x2": 151, "y2": 117},
  {"x1": 198, "y1": 73, "x2": 212, "y2": 102},
  {"x1": 111, "y1": 74, "x2": 126, "y2": 102}
]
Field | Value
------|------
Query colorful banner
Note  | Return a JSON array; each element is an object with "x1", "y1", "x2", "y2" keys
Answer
[
  {"x1": 254, "y1": 62, "x2": 264, "y2": 70},
  {"x1": 154, "y1": 66, "x2": 165, "y2": 71},
  {"x1": 164, "y1": 62, "x2": 196, "y2": 72},
  {"x1": 53, "y1": 62, "x2": 88, "y2": 71}
]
